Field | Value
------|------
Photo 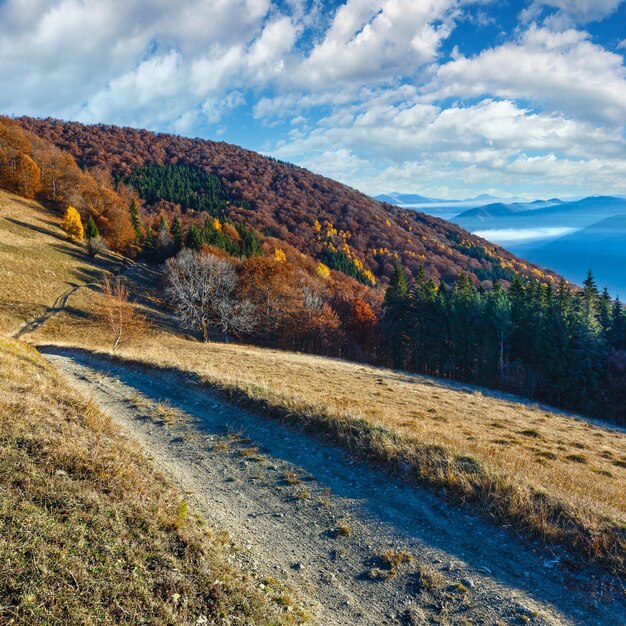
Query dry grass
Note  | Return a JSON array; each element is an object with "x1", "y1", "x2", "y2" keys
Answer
[
  {"x1": 33, "y1": 325, "x2": 626, "y2": 571},
  {"x1": 0, "y1": 337, "x2": 296, "y2": 625},
  {"x1": 0, "y1": 190, "x2": 126, "y2": 335},
  {"x1": 379, "y1": 549, "x2": 414, "y2": 572},
  {"x1": 332, "y1": 522, "x2": 352, "y2": 538},
  {"x1": 4, "y1": 192, "x2": 626, "y2": 572}
]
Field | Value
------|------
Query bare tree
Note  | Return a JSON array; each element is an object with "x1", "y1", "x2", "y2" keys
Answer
[
  {"x1": 101, "y1": 274, "x2": 149, "y2": 349},
  {"x1": 165, "y1": 249, "x2": 256, "y2": 341},
  {"x1": 85, "y1": 235, "x2": 107, "y2": 257}
]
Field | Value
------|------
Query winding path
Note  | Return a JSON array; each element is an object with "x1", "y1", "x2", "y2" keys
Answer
[{"x1": 41, "y1": 347, "x2": 625, "y2": 626}]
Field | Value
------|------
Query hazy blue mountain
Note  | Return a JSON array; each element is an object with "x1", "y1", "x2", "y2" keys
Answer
[
  {"x1": 454, "y1": 196, "x2": 626, "y2": 231},
  {"x1": 454, "y1": 202, "x2": 525, "y2": 223},
  {"x1": 375, "y1": 192, "x2": 534, "y2": 219},
  {"x1": 375, "y1": 192, "x2": 443, "y2": 204},
  {"x1": 524, "y1": 215, "x2": 626, "y2": 297},
  {"x1": 375, "y1": 192, "x2": 524, "y2": 206}
]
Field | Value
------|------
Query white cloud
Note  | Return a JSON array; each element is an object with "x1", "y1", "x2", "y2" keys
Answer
[
  {"x1": 1, "y1": 0, "x2": 625, "y2": 198},
  {"x1": 426, "y1": 25, "x2": 626, "y2": 125},
  {"x1": 525, "y1": 0, "x2": 624, "y2": 23},
  {"x1": 0, "y1": 0, "x2": 274, "y2": 124},
  {"x1": 270, "y1": 95, "x2": 626, "y2": 196},
  {"x1": 294, "y1": 0, "x2": 458, "y2": 88},
  {"x1": 247, "y1": 16, "x2": 298, "y2": 74}
]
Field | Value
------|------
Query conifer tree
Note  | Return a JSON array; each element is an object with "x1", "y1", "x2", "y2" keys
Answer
[
  {"x1": 385, "y1": 264, "x2": 409, "y2": 307},
  {"x1": 598, "y1": 287, "x2": 613, "y2": 336},
  {"x1": 609, "y1": 298, "x2": 626, "y2": 349},
  {"x1": 85, "y1": 215, "x2": 99, "y2": 240},
  {"x1": 129, "y1": 199, "x2": 142, "y2": 244},
  {"x1": 144, "y1": 228, "x2": 156, "y2": 257},
  {"x1": 84, "y1": 215, "x2": 105, "y2": 256},
  {"x1": 171, "y1": 215, "x2": 182, "y2": 249},
  {"x1": 383, "y1": 264, "x2": 410, "y2": 368},
  {"x1": 186, "y1": 224, "x2": 204, "y2": 250}
]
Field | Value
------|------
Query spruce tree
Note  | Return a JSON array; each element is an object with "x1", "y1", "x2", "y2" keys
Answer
[
  {"x1": 171, "y1": 215, "x2": 182, "y2": 249},
  {"x1": 598, "y1": 287, "x2": 613, "y2": 337},
  {"x1": 385, "y1": 264, "x2": 409, "y2": 307},
  {"x1": 144, "y1": 228, "x2": 155, "y2": 256},
  {"x1": 609, "y1": 298, "x2": 626, "y2": 349},
  {"x1": 85, "y1": 216, "x2": 99, "y2": 240},
  {"x1": 129, "y1": 199, "x2": 142, "y2": 244},
  {"x1": 383, "y1": 264, "x2": 410, "y2": 368},
  {"x1": 186, "y1": 224, "x2": 204, "y2": 250}
]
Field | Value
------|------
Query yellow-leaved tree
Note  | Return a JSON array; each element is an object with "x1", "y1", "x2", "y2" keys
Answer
[
  {"x1": 273, "y1": 248, "x2": 287, "y2": 263},
  {"x1": 61, "y1": 206, "x2": 84, "y2": 240},
  {"x1": 316, "y1": 262, "x2": 331, "y2": 280}
]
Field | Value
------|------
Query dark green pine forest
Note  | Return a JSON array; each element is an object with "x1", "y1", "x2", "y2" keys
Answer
[
  {"x1": 383, "y1": 267, "x2": 626, "y2": 422},
  {"x1": 121, "y1": 164, "x2": 228, "y2": 215}
]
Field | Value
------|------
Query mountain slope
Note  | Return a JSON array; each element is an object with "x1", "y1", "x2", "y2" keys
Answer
[
  {"x1": 526, "y1": 215, "x2": 626, "y2": 296},
  {"x1": 2, "y1": 191, "x2": 625, "y2": 585},
  {"x1": 454, "y1": 202, "x2": 524, "y2": 223},
  {"x1": 15, "y1": 116, "x2": 562, "y2": 287},
  {"x1": 0, "y1": 190, "x2": 128, "y2": 335}
]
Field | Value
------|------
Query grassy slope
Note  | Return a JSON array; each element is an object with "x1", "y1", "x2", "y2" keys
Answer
[
  {"x1": 0, "y1": 191, "x2": 126, "y2": 335},
  {"x1": 0, "y1": 337, "x2": 294, "y2": 625},
  {"x1": 36, "y1": 329, "x2": 626, "y2": 571},
  {"x1": 0, "y1": 191, "x2": 296, "y2": 624},
  {"x1": 1, "y1": 190, "x2": 625, "y2": 573}
]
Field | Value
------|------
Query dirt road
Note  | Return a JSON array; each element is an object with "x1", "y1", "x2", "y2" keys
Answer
[{"x1": 42, "y1": 347, "x2": 625, "y2": 626}]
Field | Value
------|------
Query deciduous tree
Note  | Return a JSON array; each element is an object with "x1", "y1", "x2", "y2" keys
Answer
[
  {"x1": 61, "y1": 206, "x2": 84, "y2": 240},
  {"x1": 101, "y1": 274, "x2": 148, "y2": 349},
  {"x1": 166, "y1": 249, "x2": 256, "y2": 341}
]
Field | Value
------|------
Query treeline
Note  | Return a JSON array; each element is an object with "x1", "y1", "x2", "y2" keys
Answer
[
  {"x1": 383, "y1": 267, "x2": 626, "y2": 422},
  {"x1": 162, "y1": 232, "x2": 625, "y2": 423}
]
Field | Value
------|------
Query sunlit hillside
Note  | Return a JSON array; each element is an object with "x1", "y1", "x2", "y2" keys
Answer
[{"x1": 2, "y1": 189, "x2": 623, "y2": 574}]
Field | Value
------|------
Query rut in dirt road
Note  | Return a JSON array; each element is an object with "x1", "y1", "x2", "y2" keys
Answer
[
  {"x1": 11, "y1": 284, "x2": 81, "y2": 338},
  {"x1": 42, "y1": 347, "x2": 626, "y2": 626}
]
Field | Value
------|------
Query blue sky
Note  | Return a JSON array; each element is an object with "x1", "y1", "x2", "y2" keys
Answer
[{"x1": 1, "y1": 0, "x2": 625, "y2": 199}]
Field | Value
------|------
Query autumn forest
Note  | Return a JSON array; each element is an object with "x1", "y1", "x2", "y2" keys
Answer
[{"x1": 1, "y1": 115, "x2": 624, "y2": 423}]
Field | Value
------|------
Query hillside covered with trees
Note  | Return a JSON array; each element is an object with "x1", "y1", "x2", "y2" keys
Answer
[
  {"x1": 2, "y1": 115, "x2": 624, "y2": 423},
  {"x1": 15, "y1": 116, "x2": 561, "y2": 288}
]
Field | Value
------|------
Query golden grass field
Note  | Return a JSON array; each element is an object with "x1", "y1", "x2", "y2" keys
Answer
[
  {"x1": 1, "y1": 189, "x2": 625, "y2": 573},
  {"x1": 0, "y1": 191, "x2": 126, "y2": 335},
  {"x1": 0, "y1": 336, "x2": 295, "y2": 625}
]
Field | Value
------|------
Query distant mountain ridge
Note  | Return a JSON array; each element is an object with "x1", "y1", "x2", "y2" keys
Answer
[
  {"x1": 454, "y1": 196, "x2": 626, "y2": 231},
  {"x1": 375, "y1": 192, "x2": 506, "y2": 205},
  {"x1": 376, "y1": 190, "x2": 626, "y2": 296},
  {"x1": 526, "y1": 214, "x2": 626, "y2": 297}
]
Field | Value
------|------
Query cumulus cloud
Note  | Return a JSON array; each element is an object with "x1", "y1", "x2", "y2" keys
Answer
[
  {"x1": 1, "y1": 0, "x2": 626, "y2": 197},
  {"x1": 270, "y1": 95, "x2": 626, "y2": 196},
  {"x1": 426, "y1": 25, "x2": 626, "y2": 125},
  {"x1": 524, "y1": 0, "x2": 624, "y2": 24},
  {"x1": 0, "y1": 0, "x2": 276, "y2": 125},
  {"x1": 294, "y1": 0, "x2": 457, "y2": 88}
]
